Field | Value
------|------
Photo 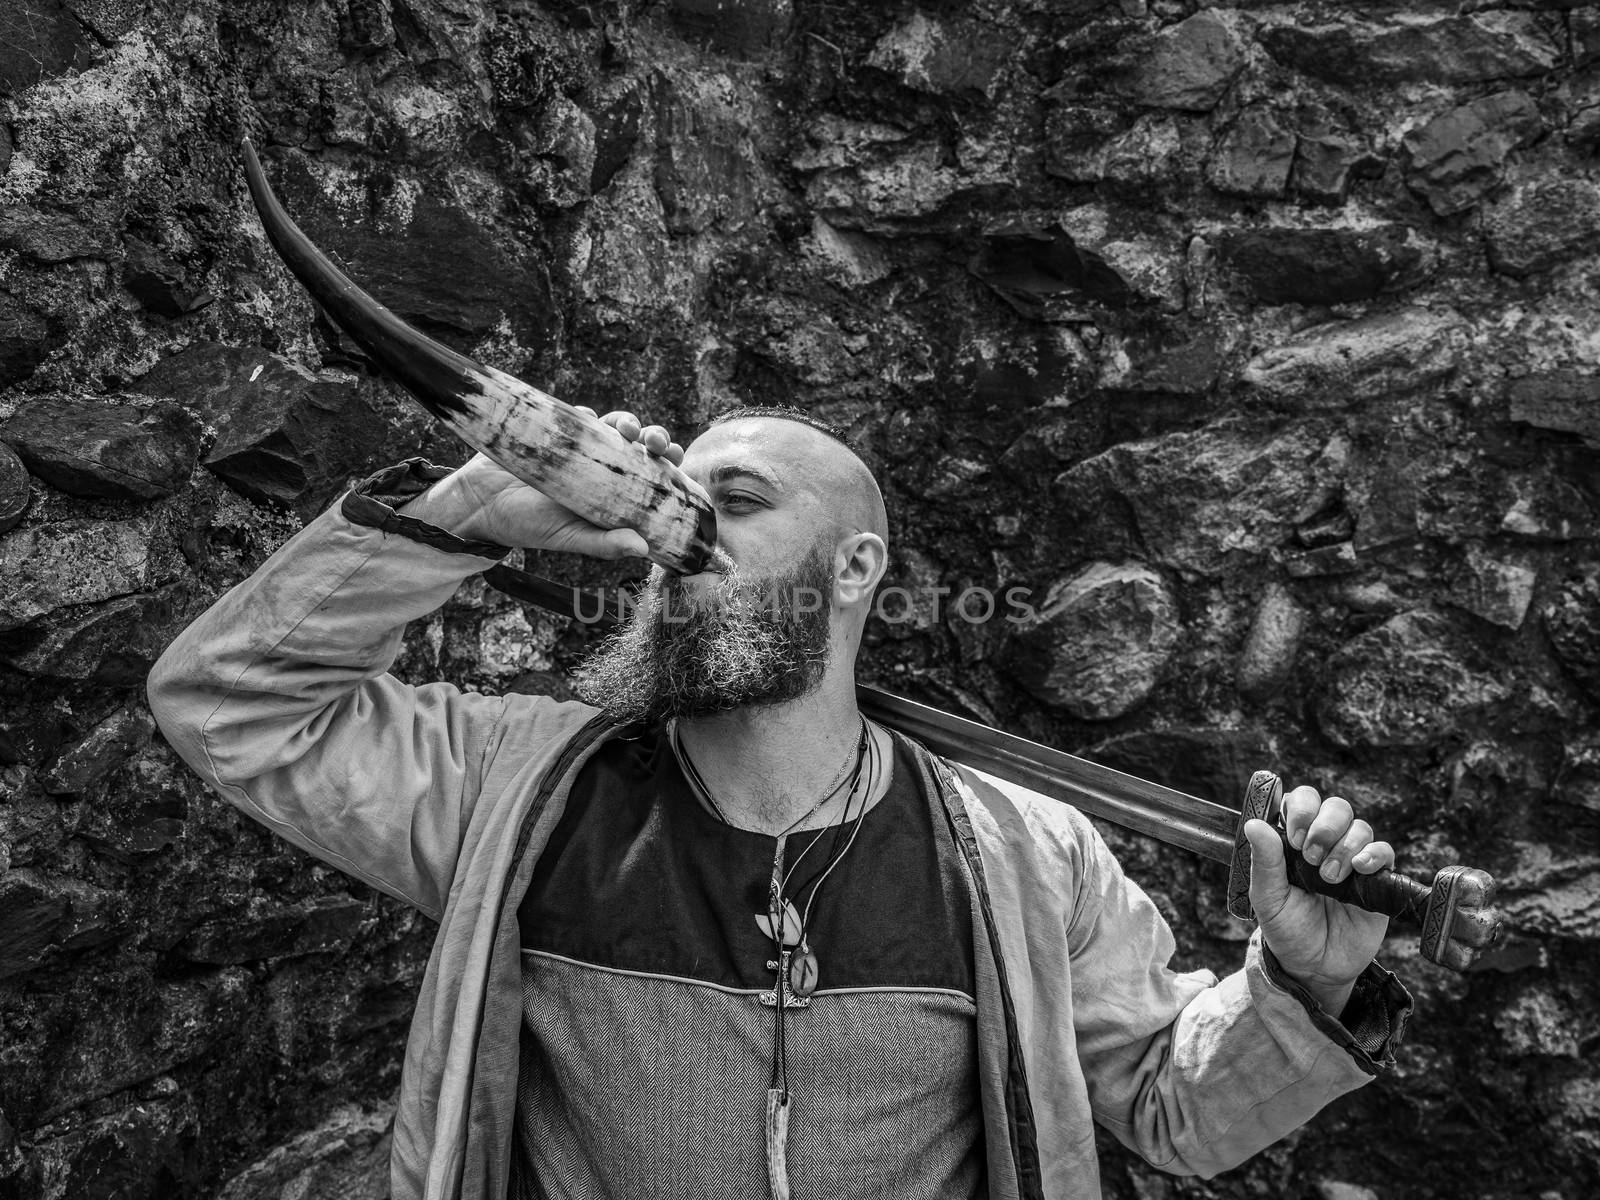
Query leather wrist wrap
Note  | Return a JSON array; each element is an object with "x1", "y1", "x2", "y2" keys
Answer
[{"x1": 342, "y1": 457, "x2": 513, "y2": 560}]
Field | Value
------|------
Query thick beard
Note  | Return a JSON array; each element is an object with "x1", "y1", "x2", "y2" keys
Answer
[{"x1": 570, "y1": 548, "x2": 835, "y2": 726}]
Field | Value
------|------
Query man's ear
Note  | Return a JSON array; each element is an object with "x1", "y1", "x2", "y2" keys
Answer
[{"x1": 834, "y1": 532, "x2": 888, "y2": 608}]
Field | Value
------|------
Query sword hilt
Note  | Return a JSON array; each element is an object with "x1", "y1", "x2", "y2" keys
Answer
[{"x1": 1226, "y1": 771, "x2": 1503, "y2": 973}]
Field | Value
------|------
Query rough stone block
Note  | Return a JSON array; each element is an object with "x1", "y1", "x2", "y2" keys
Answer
[
  {"x1": 1102, "y1": 115, "x2": 1198, "y2": 192},
  {"x1": 968, "y1": 223, "x2": 1124, "y2": 318},
  {"x1": 1283, "y1": 541, "x2": 1358, "y2": 577},
  {"x1": 1500, "y1": 471, "x2": 1596, "y2": 542},
  {"x1": 1006, "y1": 562, "x2": 1180, "y2": 719},
  {"x1": 1055, "y1": 425, "x2": 1337, "y2": 575},
  {"x1": 956, "y1": 327, "x2": 1093, "y2": 414},
  {"x1": 1316, "y1": 1184, "x2": 1380, "y2": 1200},
  {"x1": 1482, "y1": 180, "x2": 1600, "y2": 277},
  {"x1": 1115, "y1": 12, "x2": 1245, "y2": 113},
  {"x1": 0, "y1": 440, "x2": 28, "y2": 534},
  {"x1": 1401, "y1": 92, "x2": 1544, "y2": 217},
  {"x1": 969, "y1": 210, "x2": 1182, "y2": 318},
  {"x1": 0, "y1": 583, "x2": 210, "y2": 684},
  {"x1": 1556, "y1": 737, "x2": 1600, "y2": 822},
  {"x1": 867, "y1": 12, "x2": 1022, "y2": 102},
  {"x1": 1207, "y1": 109, "x2": 1295, "y2": 199},
  {"x1": 216, "y1": 1100, "x2": 392, "y2": 1200},
  {"x1": 590, "y1": 82, "x2": 645, "y2": 193},
  {"x1": 0, "y1": 516, "x2": 166, "y2": 631},
  {"x1": 1509, "y1": 372, "x2": 1600, "y2": 447},
  {"x1": 1043, "y1": 103, "x2": 1127, "y2": 183},
  {"x1": 1241, "y1": 309, "x2": 1466, "y2": 408},
  {"x1": 1544, "y1": 567, "x2": 1600, "y2": 702},
  {"x1": 1316, "y1": 609, "x2": 1511, "y2": 749},
  {"x1": 1447, "y1": 545, "x2": 1537, "y2": 630},
  {"x1": 41, "y1": 706, "x2": 154, "y2": 795},
  {"x1": 340, "y1": 0, "x2": 395, "y2": 55},
  {"x1": 1577, "y1": 9, "x2": 1600, "y2": 68},
  {"x1": 0, "y1": 294, "x2": 56, "y2": 390},
  {"x1": 1296, "y1": 510, "x2": 1354, "y2": 548},
  {"x1": 0, "y1": 765, "x2": 65, "y2": 868},
  {"x1": 180, "y1": 895, "x2": 370, "y2": 965},
  {"x1": 0, "y1": 206, "x2": 110, "y2": 263},
  {"x1": 486, "y1": 10, "x2": 580, "y2": 114},
  {"x1": 29, "y1": 1100, "x2": 200, "y2": 1200},
  {"x1": 802, "y1": 217, "x2": 891, "y2": 286},
  {"x1": 133, "y1": 343, "x2": 387, "y2": 514},
  {"x1": 1238, "y1": 583, "x2": 1309, "y2": 701},
  {"x1": 1216, "y1": 226, "x2": 1432, "y2": 305},
  {"x1": 23, "y1": 968, "x2": 254, "y2": 1128},
  {"x1": 1448, "y1": 740, "x2": 1550, "y2": 820},
  {"x1": 67, "y1": 0, "x2": 147, "y2": 42},
  {"x1": 1571, "y1": 105, "x2": 1600, "y2": 153},
  {"x1": 0, "y1": 870, "x2": 106, "y2": 977},
  {"x1": 1344, "y1": 404, "x2": 1512, "y2": 549},
  {"x1": 0, "y1": 869, "x2": 71, "y2": 979},
  {"x1": 520, "y1": 94, "x2": 597, "y2": 210},
  {"x1": 123, "y1": 236, "x2": 206, "y2": 317},
  {"x1": 0, "y1": 0, "x2": 92, "y2": 95},
  {"x1": 667, "y1": 0, "x2": 791, "y2": 58},
  {"x1": 1499, "y1": 843, "x2": 1600, "y2": 941},
  {"x1": 0, "y1": 396, "x2": 202, "y2": 501},
  {"x1": 1100, "y1": 332, "x2": 1223, "y2": 399},
  {"x1": 653, "y1": 73, "x2": 757, "y2": 236},
  {"x1": 1290, "y1": 133, "x2": 1364, "y2": 206},
  {"x1": 1260, "y1": 15, "x2": 1560, "y2": 87}
]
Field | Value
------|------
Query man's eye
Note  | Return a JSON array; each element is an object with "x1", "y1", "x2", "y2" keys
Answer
[{"x1": 719, "y1": 493, "x2": 763, "y2": 511}]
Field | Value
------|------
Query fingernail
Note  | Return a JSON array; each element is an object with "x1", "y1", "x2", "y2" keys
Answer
[
  {"x1": 1320, "y1": 858, "x2": 1341, "y2": 882},
  {"x1": 1303, "y1": 844, "x2": 1323, "y2": 865},
  {"x1": 1289, "y1": 829, "x2": 1305, "y2": 850},
  {"x1": 1352, "y1": 850, "x2": 1375, "y2": 870}
]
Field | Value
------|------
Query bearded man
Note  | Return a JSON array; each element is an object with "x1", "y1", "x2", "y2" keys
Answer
[{"x1": 148, "y1": 406, "x2": 1410, "y2": 1200}]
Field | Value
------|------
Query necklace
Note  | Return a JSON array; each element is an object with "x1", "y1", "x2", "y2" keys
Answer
[
  {"x1": 760, "y1": 731, "x2": 878, "y2": 1200},
  {"x1": 670, "y1": 718, "x2": 864, "y2": 836},
  {"x1": 778, "y1": 731, "x2": 877, "y2": 996},
  {"x1": 667, "y1": 718, "x2": 881, "y2": 1200}
]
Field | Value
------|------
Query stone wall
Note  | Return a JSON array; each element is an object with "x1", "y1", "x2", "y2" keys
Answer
[{"x1": 1, "y1": 1, "x2": 1596, "y2": 1197}]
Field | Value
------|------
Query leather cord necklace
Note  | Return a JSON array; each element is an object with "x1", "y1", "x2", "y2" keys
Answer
[
  {"x1": 671, "y1": 718, "x2": 863, "y2": 836},
  {"x1": 669, "y1": 719, "x2": 877, "y2": 1200}
]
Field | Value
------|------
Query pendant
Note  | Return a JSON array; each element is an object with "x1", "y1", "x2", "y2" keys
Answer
[
  {"x1": 761, "y1": 951, "x2": 811, "y2": 1008},
  {"x1": 755, "y1": 897, "x2": 803, "y2": 947},
  {"x1": 789, "y1": 945, "x2": 819, "y2": 998},
  {"x1": 765, "y1": 1088, "x2": 792, "y2": 1200}
]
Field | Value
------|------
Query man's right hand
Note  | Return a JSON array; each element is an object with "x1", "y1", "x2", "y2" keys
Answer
[{"x1": 396, "y1": 408, "x2": 684, "y2": 558}]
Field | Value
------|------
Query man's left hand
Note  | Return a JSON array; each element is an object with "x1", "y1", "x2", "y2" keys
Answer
[{"x1": 1244, "y1": 787, "x2": 1395, "y2": 1017}]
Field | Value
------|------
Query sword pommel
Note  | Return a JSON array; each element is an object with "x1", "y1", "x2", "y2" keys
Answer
[{"x1": 1226, "y1": 771, "x2": 1503, "y2": 974}]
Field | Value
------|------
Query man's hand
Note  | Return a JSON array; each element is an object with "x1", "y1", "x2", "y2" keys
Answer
[
  {"x1": 1243, "y1": 787, "x2": 1395, "y2": 1017},
  {"x1": 398, "y1": 408, "x2": 684, "y2": 558}
]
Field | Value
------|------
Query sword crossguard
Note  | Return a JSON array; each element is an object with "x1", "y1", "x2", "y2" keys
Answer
[{"x1": 1225, "y1": 771, "x2": 1503, "y2": 974}]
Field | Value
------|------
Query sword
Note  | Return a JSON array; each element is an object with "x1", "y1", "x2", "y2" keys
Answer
[{"x1": 484, "y1": 566, "x2": 1503, "y2": 974}]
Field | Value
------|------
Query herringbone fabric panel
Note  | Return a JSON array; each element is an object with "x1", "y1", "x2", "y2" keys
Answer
[{"x1": 513, "y1": 952, "x2": 983, "y2": 1200}]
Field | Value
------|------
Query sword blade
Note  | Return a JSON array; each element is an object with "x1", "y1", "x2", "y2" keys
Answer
[{"x1": 855, "y1": 687, "x2": 1238, "y2": 863}]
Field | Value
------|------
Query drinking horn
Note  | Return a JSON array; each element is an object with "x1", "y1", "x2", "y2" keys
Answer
[{"x1": 239, "y1": 138, "x2": 717, "y2": 575}]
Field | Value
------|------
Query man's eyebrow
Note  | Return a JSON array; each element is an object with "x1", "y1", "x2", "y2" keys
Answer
[{"x1": 708, "y1": 464, "x2": 783, "y2": 490}]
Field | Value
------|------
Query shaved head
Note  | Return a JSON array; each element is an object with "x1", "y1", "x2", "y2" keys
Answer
[{"x1": 702, "y1": 413, "x2": 888, "y2": 550}]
